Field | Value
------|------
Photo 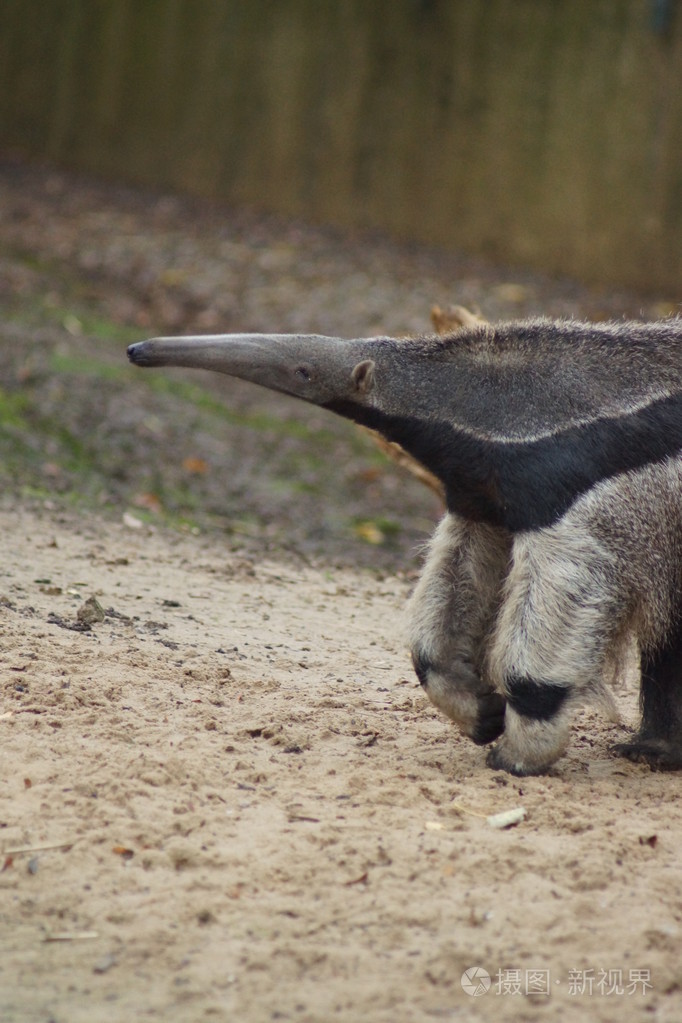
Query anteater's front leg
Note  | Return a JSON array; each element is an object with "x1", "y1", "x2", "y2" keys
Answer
[
  {"x1": 486, "y1": 522, "x2": 622, "y2": 775},
  {"x1": 408, "y1": 513, "x2": 511, "y2": 745}
]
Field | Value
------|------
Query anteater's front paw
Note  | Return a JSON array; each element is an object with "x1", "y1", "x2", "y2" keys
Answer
[
  {"x1": 485, "y1": 706, "x2": 569, "y2": 775},
  {"x1": 471, "y1": 692, "x2": 506, "y2": 746},
  {"x1": 485, "y1": 737, "x2": 554, "y2": 776},
  {"x1": 486, "y1": 744, "x2": 540, "y2": 776}
]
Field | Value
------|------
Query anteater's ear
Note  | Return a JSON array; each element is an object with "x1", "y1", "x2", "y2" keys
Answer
[{"x1": 351, "y1": 359, "x2": 376, "y2": 394}]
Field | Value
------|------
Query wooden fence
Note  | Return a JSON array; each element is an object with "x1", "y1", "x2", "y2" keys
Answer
[{"x1": 2, "y1": 0, "x2": 682, "y2": 292}]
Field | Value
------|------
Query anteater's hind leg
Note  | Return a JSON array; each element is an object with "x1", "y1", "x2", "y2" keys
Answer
[
  {"x1": 408, "y1": 513, "x2": 511, "y2": 745},
  {"x1": 612, "y1": 626, "x2": 682, "y2": 769}
]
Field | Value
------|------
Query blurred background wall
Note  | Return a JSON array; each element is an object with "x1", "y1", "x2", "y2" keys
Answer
[{"x1": 1, "y1": 0, "x2": 681, "y2": 292}]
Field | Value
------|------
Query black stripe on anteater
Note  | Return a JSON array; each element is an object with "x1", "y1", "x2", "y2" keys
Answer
[
  {"x1": 326, "y1": 392, "x2": 682, "y2": 532},
  {"x1": 505, "y1": 676, "x2": 570, "y2": 720}
]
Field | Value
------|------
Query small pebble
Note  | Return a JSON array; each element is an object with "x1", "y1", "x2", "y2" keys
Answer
[
  {"x1": 93, "y1": 953, "x2": 118, "y2": 975},
  {"x1": 77, "y1": 597, "x2": 105, "y2": 626}
]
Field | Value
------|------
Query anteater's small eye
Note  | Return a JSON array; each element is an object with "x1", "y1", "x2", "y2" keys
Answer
[{"x1": 295, "y1": 366, "x2": 311, "y2": 382}]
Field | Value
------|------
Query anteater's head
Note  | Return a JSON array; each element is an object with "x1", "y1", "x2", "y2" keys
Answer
[
  {"x1": 127, "y1": 333, "x2": 385, "y2": 416},
  {"x1": 126, "y1": 328, "x2": 495, "y2": 519}
]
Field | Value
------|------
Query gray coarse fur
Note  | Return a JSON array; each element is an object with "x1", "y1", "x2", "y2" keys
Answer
[
  {"x1": 128, "y1": 320, "x2": 682, "y2": 440},
  {"x1": 128, "y1": 317, "x2": 682, "y2": 775}
]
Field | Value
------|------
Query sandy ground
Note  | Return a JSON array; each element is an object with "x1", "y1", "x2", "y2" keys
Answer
[
  {"x1": 1, "y1": 160, "x2": 682, "y2": 1022},
  {"x1": 0, "y1": 504, "x2": 681, "y2": 1023}
]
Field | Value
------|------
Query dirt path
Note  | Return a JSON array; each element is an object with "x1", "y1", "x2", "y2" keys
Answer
[
  {"x1": 0, "y1": 504, "x2": 680, "y2": 1023},
  {"x1": 1, "y1": 160, "x2": 681, "y2": 1021}
]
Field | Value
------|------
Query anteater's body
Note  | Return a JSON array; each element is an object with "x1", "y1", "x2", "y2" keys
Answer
[{"x1": 128, "y1": 319, "x2": 682, "y2": 775}]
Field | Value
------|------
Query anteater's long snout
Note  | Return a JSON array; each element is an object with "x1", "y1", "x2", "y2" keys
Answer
[
  {"x1": 126, "y1": 332, "x2": 372, "y2": 407},
  {"x1": 127, "y1": 340, "x2": 156, "y2": 366},
  {"x1": 126, "y1": 334, "x2": 269, "y2": 371}
]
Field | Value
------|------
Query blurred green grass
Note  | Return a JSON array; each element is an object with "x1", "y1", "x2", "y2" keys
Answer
[{"x1": 0, "y1": 264, "x2": 430, "y2": 566}]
